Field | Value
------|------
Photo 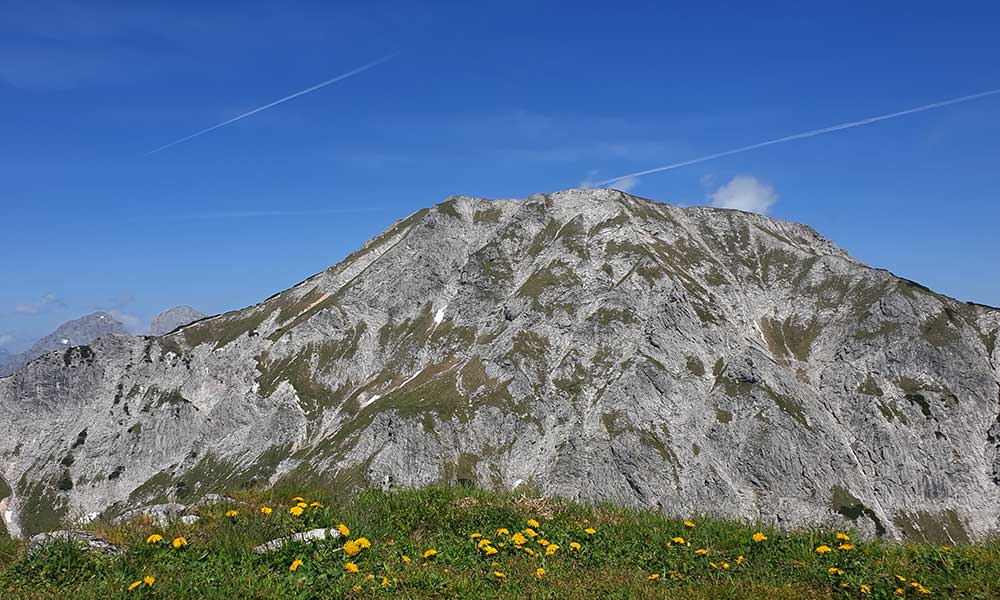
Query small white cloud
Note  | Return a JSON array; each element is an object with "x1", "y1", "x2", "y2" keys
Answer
[
  {"x1": 709, "y1": 175, "x2": 777, "y2": 215},
  {"x1": 15, "y1": 293, "x2": 64, "y2": 315},
  {"x1": 611, "y1": 175, "x2": 640, "y2": 193}
]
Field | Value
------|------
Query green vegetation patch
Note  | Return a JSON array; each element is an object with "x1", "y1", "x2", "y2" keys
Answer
[
  {"x1": 473, "y1": 207, "x2": 502, "y2": 224},
  {"x1": 920, "y1": 309, "x2": 962, "y2": 347},
  {"x1": 686, "y1": 356, "x2": 705, "y2": 377},
  {"x1": 892, "y1": 509, "x2": 970, "y2": 545},
  {"x1": 829, "y1": 486, "x2": 886, "y2": 537},
  {"x1": 183, "y1": 307, "x2": 273, "y2": 349},
  {"x1": 759, "y1": 317, "x2": 822, "y2": 362}
]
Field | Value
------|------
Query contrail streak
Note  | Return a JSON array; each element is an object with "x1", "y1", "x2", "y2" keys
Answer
[
  {"x1": 595, "y1": 87, "x2": 1000, "y2": 186},
  {"x1": 145, "y1": 53, "x2": 397, "y2": 156}
]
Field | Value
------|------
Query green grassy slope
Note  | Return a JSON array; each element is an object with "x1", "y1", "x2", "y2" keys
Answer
[{"x1": 1, "y1": 485, "x2": 997, "y2": 599}]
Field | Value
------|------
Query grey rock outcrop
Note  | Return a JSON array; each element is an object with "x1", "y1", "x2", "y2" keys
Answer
[
  {"x1": 253, "y1": 528, "x2": 341, "y2": 554},
  {"x1": 1, "y1": 189, "x2": 998, "y2": 544},
  {"x1": 0, "y1": 312, "x2": 127, "y2": 376},
  {"x1": 28, "y1": 530, "x2": 121, "y2": 556},
  {"x1": 151, "y1": 306, "x2": 206, "y2": 336}
]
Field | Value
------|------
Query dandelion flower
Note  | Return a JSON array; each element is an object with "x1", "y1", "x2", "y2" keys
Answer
[
  {"x1": 291, "y1": 496, "x2": 305, "y2": 502},
  {"x1": 736, "y1": 555, "x2": 744, "y2": 565},
  {"x1": 895, "y1": 588, "x2": 905, "y2": 596},
  {"x1": 309, "y1": 501, "x2": 321, "y2": 508},
  {"x1": 366, "y1": 574, "x2": 375, "y2": 581},
  {"x1": 352, "y1": 584, "x2": 362, "y2": 592},
  {"x1": 525, "y1": 528, "x2": 538, "y2": 538},
  {"x1": 828, "y1": 567, "x2": 844, "y2": 576},
  {"x1": 343, "y1": 540, "x2": 361, "y2": 557},
  {"x1": 478, "y1": 539, "x2": 492, "y2": 549},
  {"x1": 146, "y1": 534, "x2": 163, "y2": 544},
  {"x1": 527, "y1": 519, "x2": 540, "y2": 528},
  {"x1": 296, "y1": 502, "x2": 308, "y2": 509},
  {"x1": 648, "y1": 573, "x2": 660, "y2": 580},
  {"x1": 423, "y1": 549, "x2": 438, "y2": 559},
  {"x1": 225, "y1": 509, "x2": 239, "y2": 518},
  {"x1": 143, "y1": 576, "x2": 155, "y2": 587},
  {"x1": 128, "y1": 581, "x2": 142, "y2": 590},
  {"x1": 289, "y1": 506, "x2": 303, "y2": 516},
  {"x1": 815, "y1": 545, "x2": 832, "y2": 554},
  {"x1": 838, "y1": 543, "x2": 855, "y2": 551},
  {"x1": 684, "y1": 520, "x2": 695, "y2": 528},
  {"x1": 470, "y1": 532, "x2": 482, "y2": 539},
  {"x1": 172, "y1": 536, "x2": 187, "y2": 549},
  {"x1": 895, "y1": 576, "x2": 907, "y2": 583},
  {"x1": 289, "y1": 559, "x2": 303, "y2": 572},
  {"x1": 381, "y1": 577, "x2": 390, "y2": 588},
  {"x1": 672, "y1": 536, "x2": 685, "y2": 544},
  {"x1": 511, "y1": 532, "x2": 527, "y2": 546},
  {"x1": 752, "y1": 532, "x2": 767, "y2": 543},
  {"x1": 356, "y1": 537, "x2": 371, "y2": 549},
  {"x1": 570, "y1": 542, "x2": 581, "y2": 551},
  {"x1": 484, "y1": 546, "x2": 498, "y2": 556},
  {"x1": 545, "y1": 544, "x2": 559, "y2": 556},
  {"x1": 336, "y1": 523, "x2": 350, "y2": 537},
  {"x1": 535, "y1": 568, "x2": 545, "y2": 579},
  {"x1": 941, "y1": 546, "x2": 953, "y2": 552},
  {"x1": 537, "y1": 538, "x2": 550, "y2": 547},
  {"x1": 835, "y1": 532, "x2": 850, "y2": 541},
  {"x1": 861, "y1": 584, "x2": 871, "y2": 594},
  {"x1": 695, "y1": 548, "x2": 708, "y2": 555},
  {"x1": 496, "y1": 527, "x2": 509, "y2": 536},
  {"x1": 721, "y1": 562, "x2": 730, "y2": 570},
  {"x1": 402, "y1": 555, "x2": 411, "y2": 564},
  {"x1": 492, "y1": 571, "x2": 506, "y2": 579},
  {"x1": 584, "y1": 527, "x2": 596, "y2": 535},
  {"x1": 344, "y1": 562, "x2": 359, "y2": 573},
  {"x1": 260, "y1": 506, "x2": 272, "y2": 515}
]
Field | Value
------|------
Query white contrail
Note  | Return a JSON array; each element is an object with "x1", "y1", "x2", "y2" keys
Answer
[
  {"x1": 145, "y1": 53, "x2": 397, "y2": 156},
  {"x1": 595, "y1": 87, "x2": 1000, "y2": 186}
]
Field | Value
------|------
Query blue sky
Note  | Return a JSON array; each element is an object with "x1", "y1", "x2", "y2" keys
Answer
[{"x1": 2, "y1": 1, "x2": 999, "y2": 350}]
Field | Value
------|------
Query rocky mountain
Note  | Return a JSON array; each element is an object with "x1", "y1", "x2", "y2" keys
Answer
[
  {"x1": 0, "y1": 312, "x2": 128, "y2": 377},
  {"x1": 1, "y1": 189, "x2": 998, "y2": 542},
  {"x1": 150, "y1": 306, "x2": 206, "y2": 336}
]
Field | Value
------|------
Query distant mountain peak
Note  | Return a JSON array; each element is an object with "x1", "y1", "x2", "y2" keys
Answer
[{"x1": 150, "y1": 306, "x2": 206, "y2": 336}]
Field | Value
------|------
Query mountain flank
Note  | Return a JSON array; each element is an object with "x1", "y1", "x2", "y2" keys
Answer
[{"x1": 1, "y1": 189, "x2": 998, "y2": 542}]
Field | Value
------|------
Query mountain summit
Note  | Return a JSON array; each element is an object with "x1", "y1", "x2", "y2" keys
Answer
[{"x1": 1, "y1": 189, "x2": 998, "y2": 541}]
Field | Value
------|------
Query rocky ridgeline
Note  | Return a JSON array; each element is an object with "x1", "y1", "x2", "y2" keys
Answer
[{"x1": 1, "y1": 189, "x2": 998, "y2": 542}]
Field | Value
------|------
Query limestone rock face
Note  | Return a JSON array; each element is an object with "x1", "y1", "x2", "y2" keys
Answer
[
  {"x1": 0, "y1": 312, "x2": 128, "y2": 377},
  {"x1": 1, "y1": 189, "x2": 998, "y2": 542}
]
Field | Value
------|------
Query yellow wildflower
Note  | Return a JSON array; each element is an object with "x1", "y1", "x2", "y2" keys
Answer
[
  {"x1": 752, "y1": 532, "x2": 767, "y2": 543},
  {"x1": 423, "y1": 548, "x2": 438, "y2": 559},
  {"x1": 291, "y1": 496, "x2": 304, "y2": 502},
  {"x1": 736, "y1": 555, "x2": 744, "y2": 565},
  {"x1": 484, "y1": 546, "x2": 498, "y2": 556},
  {"x1": 861, "y1": 584, "x2": 871, "y2": 594},
  {"x1": 545, "y1": 544, "x2": 559, "y2": 556},
  {"x1": 309, "y1": 501, "x2": 321, "y2": 508},
  {"x1": 709, "y1": 562, "x2": 718, "y2": 569},
  {"x1": 895, "y1": 575, "x2": 907, "y2": 583},
  {"x1": 536, "y1": 567, "x2": 545, "y2": 579},
  {"x1": 525, "y1": 527, "x2": 537, "y2": 538},
  {"x1": 143, "y1": 576, "x2": 155, "y2": 587},
  {"x1": 478, "y1": 539, "x2": 492, "y2": 549},
  {"x1": 721, "y1": 562, "x2": 730, "y2": 570},
  {"x1": 537, "y1": 538, "x2": 550, "y2": 547},
  {"x1": 296, "y1": 502, "x2": 308, "y2": 509},
  {"x1": 172, "y1": 536, "x2": 187, "y2": 549},
  {"x1": 356, "y1": 537, "x2": 371, "y2": 549},
  {"x1": 352, "y1": 585, "x2": 362, "y2": 592},
  {"x1": 815, "y1": 545, "x2": 832, "y2": 554},
  {"x1": 498, "y1": 542, "x2": 505, "y2": 548},
  {"x1": 672, "y1": 536, "x2": 685, "y2": 544},
  {"x1": 527, "y1": 519, "x2": 540, "y2": 528},
  {"x1": 895, "y1": 588, "x2": 905, "y2": 596},
  {"x1": 570, "y1": 542, "x2": 582, "y2": 551},
  {"x1": 835, "y1": 532, "x2": 850, "y2": 541},
  {"x1": 941, "y1": 546, "x2": 953, "y2": 552},
  {"x1": 225, "y1": 509, "x2": 238, "y2": 517},
  {"x1": 584, "y1": 527, "x2": 596, "y2": 535},
  {"x1": 146, "y1": 534, "x2": 163, "y2": 544},
  {"x1": 343, "y1": 540, "x2": 361, "y2": 557},
  {"x1": 695, "y1": 548, "x2": 709, "y2": 555},
  {"x1": 381, "y1": 577, "x2": 390, "y2": 588},
  {"x1": 470, "y1": 532, "x2": 482, "y2": 539},
  {"x1": 289, "y1": 559, "x2": 303, "y2": 572},
  {"x1": 337, "y1": 523, "x2": 351, "y2": 537},
  {"x1": 648, "y1": 573, "x2": 660, "y2": 580},
  {"x1": 344, "y1": 562, "x2": 359, "y2": 573},
  {"x1": 289, "y1": 506, "x2": 303, "y2": 516},
  {"x1": 916, "y1": 585, "x2": 931, "y2": 594},
  {"x1": 401, "y1": 555, "x2": 411, "y2": 564},
  {"x1": 260, "y1": 506, "x2": 272, "y2": 515},
  {"x1": 497, "y1": 528, "x2": 510, "y2": 536},
  {"x1": 838, "y1": 543, "x2": 855, "y2": 551},
  {"x1": 366, "y1": 574, "x2": 374, "y2": 581},
  {"x1": 828, "y1": 567, "x2": 844, "y2": 576},
  {"x1": 493, "y1": 571, "x2": 506, "y2": 579},
  {"x1": 128, "y1": 580, "x2": 142, "y2": 590},
  {"x1": 511, "y1": 532, "x2": 527, "y2": 545},
  {"x1": 684, "y1": 520, "x2": 695, "y2": 528}
]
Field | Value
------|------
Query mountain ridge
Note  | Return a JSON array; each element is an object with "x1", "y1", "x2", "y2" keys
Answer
[{"x1": 1, "y1": 189, "x2": 998, "y2": 544}]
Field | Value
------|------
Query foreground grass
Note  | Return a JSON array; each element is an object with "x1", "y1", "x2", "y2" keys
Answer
[{"x1": 1, "y1": 485, "x2": 998, "y2": 599}]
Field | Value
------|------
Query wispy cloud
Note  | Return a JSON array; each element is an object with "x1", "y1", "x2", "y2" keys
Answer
[
  {"x1": 709, "y1": 176, "x2": 777, "y2": 215},
  {"x1": 596, "y1": 87, "x2": 1000, "y2": 187},
  {"x1": 145, "y1": 53, "x2": 397, "y2": 155},
  {"x1": 14, "y1": 293, "x2": 65, "y2": 315}
]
